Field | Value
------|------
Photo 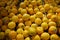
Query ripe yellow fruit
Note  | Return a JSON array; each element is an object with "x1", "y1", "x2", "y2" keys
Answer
[
  {"x1": 24, "y1": 0, "x2": 29, "y2": 6},
  {"x1": 48, "y1": 26, "x2": 57, "y2": 34},
  {"x1": 34, "y1": 8, "x2": 39, "y2": 13},
  {"x1": 41, "y1": 22, "x2": 48, "y2": 30},
  {"x1": 31, "y1": 0, "x2": 37, "y2": 6},
  {"x1": 33, "y1": 35, "x2": 41, "y2": 40},
  {"x1": 17, "y1": 14, "x2": 22, "y2": 18},
  {"x1": 28, "y1": 4, "x2": 33, "y2": 8},
  {"x1": 25, "y1": 37, "x2": 30, "y2": 40},
  {"x1": 20, "y1": 2, "x2": 26, "y2": 8},
  {"x1": 37, "y1": 0, "x2": 42, "y2": 6},
  {"x1": 5, "y1": 29, "x2": 11, "y2": 35},
  {"x1": 11, "y1": 8, "x2": 18, "y2": 14},
  {"x1": 50, "y1": 34, "x2": 59, "y2": 40},
  {"x1": 12, "y1": 39, "x2": 16, "y2": 40},
  {"x1": 51, "y1": 15, "x2": 57, "y2": 22},
  {"x1": 9, "y1": 31, "x2": 17, "y2": 39},
  {"x1": 39, "y1": 5, "x2": 43, "y2": 10},
  {"x1": 16, "y1": 34, "x2": 24, "y2": 40},
  {"x1": 36, "y1": 27, "x2": 44, "y2": 34},
  {"x1": 28, "y1": 27, "x2": 36, "y2": 36},
  {"x1": 30, "y1": 15, "x2": 36, "y2": 22},
  {"x1": 18, "y1": 23, "x2": 25, "y2": 28},
  {"x1": 0, "y1": 32, "x2": 5, "y2": 39},
  {"x1": 17, "y1": 28, "x2": 23, "y2": 34},
  {"x1": 42, "y1": 16, "x2": 48, "y2": 23},
  {"x1": 18, "y1": 7, "x2": 23, "y2": 13},
  {"x1": 25, "y1": 21, "x2": 32, "y2": 26},
  {"x1": 56, "y1": 8, "x2": 60, "y2": 13},
  {"x1": 1, "y1": 25, "x2": 7, "y2": 31},
  {"x1": 40, "y1": 7, "x2": 45, "y2": 13},
  {"x1": 24, "y1": 26, "x2": 30, "y2": 30},
  {"x1": 31, "y1": 23, "x2": 38, "y2": 28},
  {"x1": 47, "y1": 13, "x2": 52, "y2": 19},
  {"x1": 44, "y1": 4, "x2": 50, "y2": 11},
  {"x1": 35, "y1": 18, "x2": 42, "y2": 25},
  {"x1": 41, "y1": 32, "x2": 50, "y2": 40},
  {"x1": 36, "y1": 12, "x2": 43, "y2": 18},
  {"x1": 28, "y1": 8, "x2": 34, "y2": 14},
  {"x1": 18, "y1": 18, "x2": 23, "y2": 23},
  {"x1": 22, "y1": 14, "x2": 30, "y2": 21},
  {"x1": 48, "y1": 21, "x2": 56, "y2": 27},
  {"x1": 8, "y1": 21, "x2": 16, "y2": 29},
  {"x1": 11, "y1": 15, "x2": 18, "y2": 22},
  {"x1": 20, "y1": 9, "x2": 27, "y2": 15},
  {"x1": 8, "y1": 13, "x2": 15, "y2": 18},
  {"x1": 23, "y1": 30, "x2": 29, "y2": 37}
]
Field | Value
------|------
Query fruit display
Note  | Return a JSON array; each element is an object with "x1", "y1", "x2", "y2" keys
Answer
[{"x1": 0, "y1": 0, "x2": 60, "y2": 40}]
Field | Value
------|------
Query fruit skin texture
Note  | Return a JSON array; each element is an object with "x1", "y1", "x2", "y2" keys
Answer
[
  {"x1": 16, "y1": 34, "x2": 24, "y2": 40},
  {"x1": 28, "y1": 27, "x2": 36, "y2": 36},
  {"x1": 48, "y1": 26, "x2": 57, "y2": 34},
  {"x1": 41, "y1": 22, "x2": 48, "y2": 30},
  {"x1": 50, "y1": 34, "x2": 59, "y2": 40},
  {"x1": 36, "y1": 27, "x2": 44, "y2": 34},
  {"x1": 9, "y1": 31, "x2": 17, "y2": 39},
  {"x1": 0, "y1": 32, "x2": 5, "y2": 39},
  {"x1": 48, "y1": 21, "x2": 56, "y2": 27},
  {"x1": 35, "y1": 18, "x2": 42, "y2": 25},
  {"x1": 41, "y1": 32, "x2": 50, "y2": 40},
  {"x1": 25, "y1": 37, "x2": 30, "y2": 40},
  {"x1": 36, "y1": 12, "x2": 43, "y2": 18},
  {"x1": 33, "y1": 35, "x2": 41, "y2": 40},
  {"x1": 31, "y1": 24, "x2": 38, "y2": 28},
  {"x1": 8, "y1": 21, "x2": 16, "y2": 29}
]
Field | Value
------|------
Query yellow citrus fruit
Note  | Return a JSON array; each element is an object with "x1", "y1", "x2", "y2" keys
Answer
[
  {"x1": 41, "y1": 22, "x2": 48, "y2": 30},
  {"x1": 35, "y1": 18, "x2": 42, "y2": 25},
  {"x1": 17, "y1": 28, "x2": 23, "y2": 34},
  {"x1": 23, "y1": 30, "x2": 29, "y2": 37},
  {"x1": 36, "y1": 12, "x2": 43, "y2": 18},
  {"x1": 25, "y1": 37, "x2": 30, "y2": 40},
  {"x1": 48, "y1": 26, "x2": 57, "y2": 34},
  {"x1": 41, "y1": 32, "x2": 50, "y2": 40},
  {"x1": 25, "y1": 21, "x2": 32, "y2": 26},
  {"x1": 8, "y1": 21, "x2": 16, "y2": 29},
  {"x1": 50, "y1": 34, "x2": 59, "y2": 40},
  {"x1": 11, "y1": 15, "x2": 18, "y2": 22},
  {"x1": 33, "y1": 35, "x2": 41, "y2": 40},
  {"x1": 9, "y1": 30, "x2": 17, "y2": 39},
  {"x1": 36, "y1": 27, "x2": 44, "y2": 34},
  {"x1": 16, "y1": 34, "x2": 24, "y2": 40},
  {"x1": 48, "y1": 21, "x2": 56, "y2": 27}
]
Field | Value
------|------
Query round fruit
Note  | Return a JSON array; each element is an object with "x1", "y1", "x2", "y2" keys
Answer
[
  {"x1": 18, "y1": 18, "x2": 23, "y2": 23},
  {"x1": 36, "y1": 27, "x2": 44, "y2": 34},
  {"x1": 31, "y1": 23, "x2": 38, "y2": 28},
  {"x1": 48, "y1": 21, "x2": 56, "y2": 27},
  {"x1": 28, "y1": 4, "x2": 33, "y2": 8},
  {"x1": 22, "y1": 14, "x2": 30, "y2": 21},
  {"x1": 41, "y1": 32, "x2": 50, "y2": 40},
  {"x1": 18, "y1": 23, "x2": 25, "y2": 28},
  {"x1": 35, "y1": 18, "x2": 42, "y2": 25},
  {"x1": 20, "y1": 9, "x2": 27, "y2": 15},
  {"x1": 48, "y1": 26, "x2": 57, "y2": 34},
  {"x1": 0, "y1": 32, "x2": 5, "y2": 39},
  {"x1": 17, "y1": 28, "x2": 23, "y2": 34},
  {"x1": 40, "y1": 7, "x2": 45, "y2": 13},
  {"x1": 34, "y1": 8, "x2": 39, "y2": 13},
  {"x1": 25, "y1": 37, "x2": 30, "y2": 40},
  {"x1": 36, "y1": 12, "x2": 43, "y2": 18},
  {"x1": 51, "y1": 15, "x2": 57, "y2": 22},
  {"x1": 24, "y1": 26, "x2": 30, "y2": 30},
  {"x1": 9, "y1": 30, "x2": 17, "y2": 39},
  {"x1": 16, "y1": 34, "x2": 24, "y2": 40},
  {"x1": 25, "y1": 21, "x2": 31, "y2": 26},
  {"x1": 8, "y1": 21, "x2": 16, "y2": 29},
  {"x1": 20, "y1": 2, "x2": 26, "y2": 8},
  {"x1": 28, "y1": 27, "x2": 36, "y2": 36},
  {"x1": 17, "y1": 14, "x2": 22, "y2": 18},
  {"x1": 41, "y1": 22, "x2": 48, "y2": 30},
  {"x1": 30, "y1": 15, "x2": 36, "y2": 22},
  {"x1": 23, "y1": 30, "x2": 29, "y2": 37},
  {"x1": 11, "y1": 15, "x2": 18, "y2": 22},
  {"x1": 50, "y1": 34, "x2": 59, "y2": 40},
  {"x1": 33, "y1": 35, "x2": 41, "y2": 40}
]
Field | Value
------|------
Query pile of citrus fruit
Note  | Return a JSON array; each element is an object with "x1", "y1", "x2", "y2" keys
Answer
[{"x1": 0, "y1": 0, "x2": 60, "y2": 40}]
